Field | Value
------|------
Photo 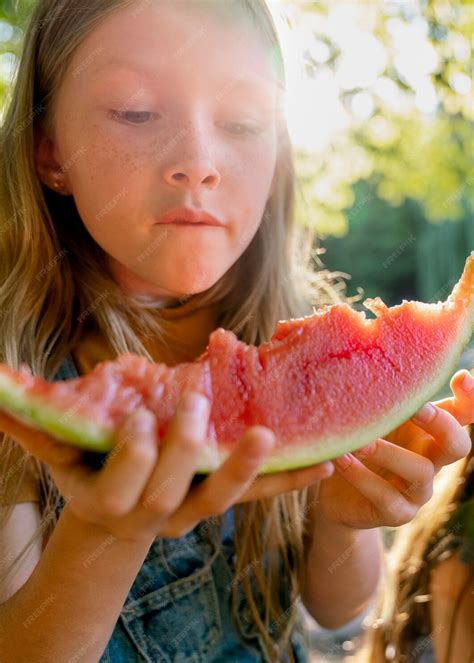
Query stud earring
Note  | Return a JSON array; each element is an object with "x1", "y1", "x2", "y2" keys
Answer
[{"x1": 52, "y1": 177, "x2": 69, "y2": 195}]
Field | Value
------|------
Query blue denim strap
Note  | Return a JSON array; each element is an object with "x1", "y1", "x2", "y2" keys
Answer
[{"x1": 52, "y1": 353, "x2": 79, "y2": 381}]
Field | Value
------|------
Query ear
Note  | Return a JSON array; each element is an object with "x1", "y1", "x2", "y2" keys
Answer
[{"x1": 33, "y1": 125, "x2": 71, "y2": 195}]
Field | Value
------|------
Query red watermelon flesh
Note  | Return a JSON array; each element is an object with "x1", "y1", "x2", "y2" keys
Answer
[{"x1": 0, "y1": 252, "x2": 473, "y2": 474}]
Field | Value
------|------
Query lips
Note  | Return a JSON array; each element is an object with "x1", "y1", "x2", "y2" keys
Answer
[{"x1": 155, "y1": 207, "x2": 224, "y2": 227}]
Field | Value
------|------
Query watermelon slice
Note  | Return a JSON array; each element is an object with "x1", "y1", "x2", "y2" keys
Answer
[{"x1": 0, "y1": 253, "x2": 473, "y2": 474}]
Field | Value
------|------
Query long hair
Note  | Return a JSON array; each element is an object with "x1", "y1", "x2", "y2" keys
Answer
[
  {"x1": 359, "y1": 424, "x2": 474, "y2": 663},
  {"x1": 0, "y1": 2, "x2": 353, "y2": 660}
]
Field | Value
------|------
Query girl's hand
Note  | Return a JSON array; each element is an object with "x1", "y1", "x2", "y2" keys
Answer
[
  {"x1": 314, "y1": 369, "x2": 473, "y2": 531},
  {"x1": 0, "y1": 393, "x2": 333, "y2": 542}
]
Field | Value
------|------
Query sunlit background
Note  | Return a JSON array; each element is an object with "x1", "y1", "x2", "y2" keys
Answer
[
  {"x1": 268, "y1": 2, "x2": 473, "y2": 230},
  {"x1": 274, "y1": 3, "x2": 472, "y2": 150},
  {"x1": 265, "y1": 3, "x2": 473, "y2": 359}
]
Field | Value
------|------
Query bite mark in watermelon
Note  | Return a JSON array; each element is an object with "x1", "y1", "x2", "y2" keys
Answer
[{"x1": 0, "y1": 253, "x2": 473, "y2": 474}]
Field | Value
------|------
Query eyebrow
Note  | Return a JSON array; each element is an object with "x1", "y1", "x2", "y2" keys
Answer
[{"x1": 90, "y1": 58, "x2": 275, "y2": 93}]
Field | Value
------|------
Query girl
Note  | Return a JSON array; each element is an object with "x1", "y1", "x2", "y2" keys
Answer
[
  {"x1": 0, "y1": 1, "x2": 472, "y2": 661},
  {"x1": 360, "y1": 418, "x2": 474, "y2": 663}
]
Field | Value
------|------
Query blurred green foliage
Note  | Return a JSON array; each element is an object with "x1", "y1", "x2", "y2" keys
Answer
[
  {"x1": 290, "y1": 1, "x2": 473, "y2": 237},
  {"x1": 285, "y1": 0, "x2": 473, "y2": 308}
]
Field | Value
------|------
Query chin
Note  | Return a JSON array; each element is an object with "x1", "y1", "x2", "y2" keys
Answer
[
  {"x1": 174, "y1": 280, "x2": 217, "y2": 297},
  {"x1": 162, "y1": 267, "x2": 224, "y2": 295}
]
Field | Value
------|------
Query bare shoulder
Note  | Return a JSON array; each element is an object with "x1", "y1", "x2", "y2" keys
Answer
[{"x1": 0, "y1": 502, "x2": 43, "y2": 604}]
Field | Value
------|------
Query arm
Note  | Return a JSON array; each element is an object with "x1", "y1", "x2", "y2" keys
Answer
[
  {"x1": 299, "y1": 373, "x2": 473, "y2": 630},
  {"x1": 0, "y1": 396, "x2": 331, "y2": 662},
  {"x1": 0, "y1": 504, "x2": 43, "y2": 604},
  {"x1": 300, "y1": 507, "x2": 383, "y2": 629},
  {"x1": 0, "y1": 502, "x2": 154, "y2": 663}
]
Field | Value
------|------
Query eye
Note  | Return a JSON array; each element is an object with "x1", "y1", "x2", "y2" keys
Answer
[
  {"x1": 223, "y1": 122, "x2": 263, "y2": 137},
  {"x1": 110, "y1": 110, "x2": 159, "y2": 125}
]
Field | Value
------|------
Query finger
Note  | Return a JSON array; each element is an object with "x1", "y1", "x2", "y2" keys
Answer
[
  {"x1": 0, "y1": 409, "x2": 82, "y2": 465},
  {"x1": 432, "y1": 371, "x2": 474, "y2": 426},
  {"x1": 353, "y1": 438, "x2": 434, "y2": 504},
  {"x1": 334, "y1": 453, "x2": 418, "y2": 527},
  {"x1": 450, "y1": 369, "x2": 474, "y2": 399},
  {"x1": 161, "y1": 425, "x2": 277, "y2": 537},
  {"x1": 448, "y1": 370, "x2": 474, "y2": 425},
  {"x1": 237, "y1": 461, "x2": 334, "y2": 503},
  {"x1": 138, "y1": 391, "x2": 211, "y2": 520},
  {"x1": 411, "y1": 403, "x2": 472, "y2": 472},
  {"x1": 86, "y1": 407, "x2": 160, "y2": 517}
]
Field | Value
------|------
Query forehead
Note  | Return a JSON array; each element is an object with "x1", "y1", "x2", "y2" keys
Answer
[
  {"x1": 68, "y1": 1, "x2": 280, "y2": 92},
  {"x1": 87, "y1": 58, "x2": 278, "y2": 103}
]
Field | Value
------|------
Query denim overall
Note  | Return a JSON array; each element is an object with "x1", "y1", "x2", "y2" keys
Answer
[{"x1": 52, "y1": 355, "x2": 311, "y2": 662}]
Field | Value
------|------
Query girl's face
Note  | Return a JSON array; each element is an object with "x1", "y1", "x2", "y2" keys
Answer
[{"x1": 40, "y1": 1, "x2": 280, "y2": 304}]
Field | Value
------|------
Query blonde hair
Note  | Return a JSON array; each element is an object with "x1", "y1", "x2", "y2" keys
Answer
[
  {"x1": 359, "y1": 424, "x2": 474, "y2": 663},
  {"x1": 0, "y1": 1, "x2": 354, "y2": 660}
]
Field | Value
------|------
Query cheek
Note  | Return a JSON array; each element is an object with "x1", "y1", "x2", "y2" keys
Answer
[
  {"x1": 59, "y1": 110, "x2": 146, "y2": 187},
  {"x1": 62, "y1": 125, "x2": 147, "y2": 229},
  {"x1": 223, "y1": 142, "x2": 276, "y2": 206},
  {"x1": 228, "y1": 141, "x2": 276, "y2": 215},
  {"x1": 78, "y1": 136, "x2": 143, "y2": 186}
]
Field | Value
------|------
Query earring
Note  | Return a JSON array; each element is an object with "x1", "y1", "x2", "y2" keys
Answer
[{"x1": 52, "y1": 177, "x2": 69, "y2": 195}]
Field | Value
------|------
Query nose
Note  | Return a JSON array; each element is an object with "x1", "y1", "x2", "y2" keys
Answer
[
  {"x1": 163, "y1": 165, "x2": 221, "y2": 190},
  {"x1": 161, "y1": 129, "x2": 221, "y2": 191}
]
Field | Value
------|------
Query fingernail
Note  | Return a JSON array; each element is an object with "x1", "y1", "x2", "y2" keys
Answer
[
  {"x1": 462, "y1": 372, "x2": 474, "y2": 392},
  {"x1": 259, "y1": 429, "x2": 276, "y2": 447},
  {"x1": 412, "y1": 402, "x2": 436, "y2": 424},
  {"x1": 320, "y1": 461, "x2": 334, "y2": 476},
  {"x1": 334, "y1": 453, "x2": 353, "y2": 470},
  {"x1": 128, "y1": 407, "x2": 152, "y2": 430},
  {"x1": 180, "y1": 392, "x2": 208, "y2": 415},
  {"x1": 246, "y1": 427, "x2": 275, "y2": 460},
  {"x1": 355, "y1": 441, "x2": 377, "y2": 458},
  {"x1": 251, "y1": 427, "x2": 275, "y2": 451}
]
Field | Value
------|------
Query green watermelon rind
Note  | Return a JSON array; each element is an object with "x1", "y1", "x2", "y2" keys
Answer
[
  {"x1": 0, "y1": 370, "x2": 222, "y2": 467},
  {"x1": 0, "y1": 371, "x2": 223, "y2": 467},
  {"x1": 199, "y1": 343, "x2": 473, "y2": 474},
  {"x1": 250, "y1": 308, "x2": 474, "y2": 475},
  {"x1": 0, "y1": 254, "x2": 472, "y2": 474},
  {"x1": 198, "y1": 288, "x2": 474, "y2": 474},
  {"x1": 0, "y1": 373, "x2": 113, "y2": 452},
  {"x1": 0, "y1": 310, "x2": 472, "y2": 473}
]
